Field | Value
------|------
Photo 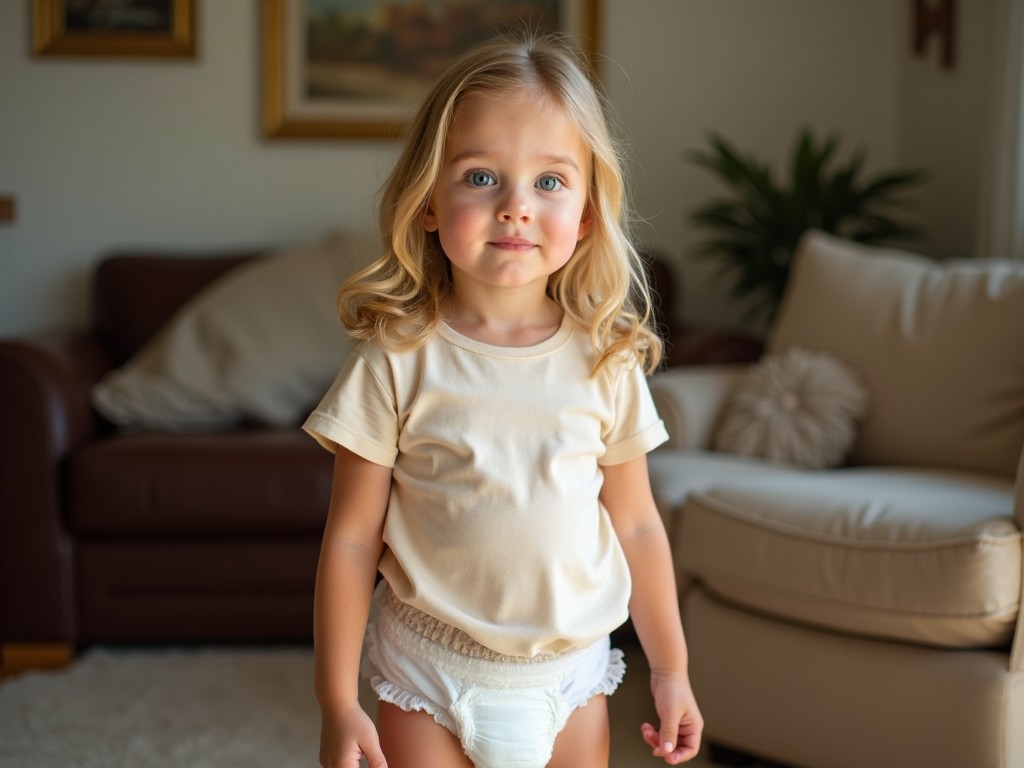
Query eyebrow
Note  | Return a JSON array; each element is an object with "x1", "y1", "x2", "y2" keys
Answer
[{"x1": 448, "y1": 150, "x2": 581, "y2": 172}]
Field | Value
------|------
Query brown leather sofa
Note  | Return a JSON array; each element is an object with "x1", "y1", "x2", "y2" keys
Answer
[
  {"x1": 0, "y1": 247, "x2": 760, "y2": 660},
  {"x1": 0, "y1": 252, "x2": 336, "y2": 651}
]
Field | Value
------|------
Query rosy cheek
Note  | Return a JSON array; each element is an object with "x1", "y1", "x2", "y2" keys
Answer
[
  {"x1": 551, "y1": 210, "x2": 587, "y2": 246},
  {"x1": 445, "y1": 206, "x2": 477, "y2": 238}
]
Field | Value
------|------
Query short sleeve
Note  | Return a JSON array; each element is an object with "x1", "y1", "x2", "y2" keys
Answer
[
  {"x1": 302, "y1": 347, "x2": 399, "y2": 467},
  {"x1": 600, "y1": 361, "x2": 669, "y2": 466}
]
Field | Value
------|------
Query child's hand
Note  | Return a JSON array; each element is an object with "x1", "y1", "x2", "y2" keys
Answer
[
  {"x1": 641, "y1": 671, "x2": 703, "y2": 764},
  {"x1": 320, "y1": 704, "x2": 387, "y2": 768}
]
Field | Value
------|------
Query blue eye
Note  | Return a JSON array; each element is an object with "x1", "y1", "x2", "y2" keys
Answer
[
  {"x1": 467, "y1": 170, "x2": 495, "y2": 187},
  {"x1": 537, "y1": 175, "x2": 563, "y2": 192}
]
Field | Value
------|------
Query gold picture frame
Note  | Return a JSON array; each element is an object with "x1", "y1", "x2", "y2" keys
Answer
[
  {"x1": 33, "y1": 0, "x2": 196, "y2": 59},
  {"x1": 262, "y1": 0, "x2": 599, "y2": 140}
]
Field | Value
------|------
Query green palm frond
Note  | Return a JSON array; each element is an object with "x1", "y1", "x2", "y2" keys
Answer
[{"x1": 688, "y1": 130, "x2": 925, "y2": 324}]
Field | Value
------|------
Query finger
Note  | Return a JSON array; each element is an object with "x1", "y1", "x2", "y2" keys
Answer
[
  {"x1": 642, "y1": 722, "x2": 679, "y2": 759},
  {"x1": 664, "y1": 747, "x2": 699, "y2": 765},
  {"x1": 363, "y1": 742, "x2": 388, "y2": 768},
  {"x1": 664, "y1": 731, "x2": 702, "y2": 765},
  {"x1": 640, "y1": 722, "x2": 661, "y2": 750},
  {"x1": 323, "y1": 750, "x2": 386, "y2": 768},
  {"x1": 659, "y1": 717, "x2": 683, "y2": 758}
]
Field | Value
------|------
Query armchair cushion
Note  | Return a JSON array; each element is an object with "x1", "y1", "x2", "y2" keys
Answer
[
  {"x1": 90, "y1": 232, "x2": 373, "y2": 433},
  {"x1": 770, "y1": 230, "x2": 1024, "y2": 475},
  {"x1": 676, "y1": 468, "x2": 1021, "y2": 648}
]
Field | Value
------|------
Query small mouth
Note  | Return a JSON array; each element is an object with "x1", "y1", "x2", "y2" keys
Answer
[{"x1": 490, "y1": 238, "x2": 535, "y2": 250}]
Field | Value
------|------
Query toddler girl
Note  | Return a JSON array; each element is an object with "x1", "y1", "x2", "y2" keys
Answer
[{"x1": 305, "y1": 31, "x2": 702, "y2": 768}]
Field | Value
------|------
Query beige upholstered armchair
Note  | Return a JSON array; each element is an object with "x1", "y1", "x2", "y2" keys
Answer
[{"x1": 645, "y1": 231, "x2": 1024, "y2": 768}]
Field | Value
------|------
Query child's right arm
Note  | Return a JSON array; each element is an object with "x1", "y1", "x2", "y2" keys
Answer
[{"x1": 314, "y1": 446, "x2": 393, "y2": 768}]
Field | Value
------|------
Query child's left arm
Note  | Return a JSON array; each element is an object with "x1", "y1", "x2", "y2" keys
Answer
[{"x1": 602, "y1": 454, "x2": 704, "y2": 765}]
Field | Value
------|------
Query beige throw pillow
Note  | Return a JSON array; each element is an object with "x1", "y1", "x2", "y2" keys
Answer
[
  {"x1": 91, "y1": 231, "x2": 375, "y2": 432},
  {"x1": 712, "y1": 347, "x2": 868, "y2": 469}
]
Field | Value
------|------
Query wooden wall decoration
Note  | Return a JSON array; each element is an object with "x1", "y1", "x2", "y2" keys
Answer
[{"x1": 912, "y1": 0, "x2": 956, "y2": 69}]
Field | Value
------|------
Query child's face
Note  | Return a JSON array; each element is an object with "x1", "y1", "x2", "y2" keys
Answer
[{"x1": 423, "y1": 90, "x2": 593, "y2": 297}]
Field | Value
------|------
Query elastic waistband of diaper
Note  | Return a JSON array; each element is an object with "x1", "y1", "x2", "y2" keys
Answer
[{"x1": 382, "y1": 584, "x2": 565, "y2": 665}]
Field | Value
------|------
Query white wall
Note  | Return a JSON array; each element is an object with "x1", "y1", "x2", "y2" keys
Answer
[
  {"x1": 604, "y1": 0, "x2": 903, "y2": 330},
  {"x1": 0, "y1": 1, "x2": 993, "y2": 338}
]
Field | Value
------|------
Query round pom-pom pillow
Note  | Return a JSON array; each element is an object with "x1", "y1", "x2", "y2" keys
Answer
[{"x1": 712, "y1": 347, "x2": 868, "y2": 469}]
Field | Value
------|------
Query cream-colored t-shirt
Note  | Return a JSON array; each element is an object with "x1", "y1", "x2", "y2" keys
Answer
[{"x1": 304, "y1": 315, "x2": 668, "y2": 657}]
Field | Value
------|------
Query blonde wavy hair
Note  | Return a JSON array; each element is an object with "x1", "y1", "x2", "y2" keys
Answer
[{"x1": 339, "y1": 31, "x2": 662, "y2": 374}]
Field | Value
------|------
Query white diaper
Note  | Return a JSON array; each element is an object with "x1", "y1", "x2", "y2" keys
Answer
[{"x1": 362, "y1": 582, "x2": 625, "y2": 768}]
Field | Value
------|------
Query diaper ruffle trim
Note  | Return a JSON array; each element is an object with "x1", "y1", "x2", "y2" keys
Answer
[
  {"x1": 596, "y1": 647, "x2": 627, "y2": 699},
  {"x1": 369, "y1": 675, "x2": 460, "y2": 734}
]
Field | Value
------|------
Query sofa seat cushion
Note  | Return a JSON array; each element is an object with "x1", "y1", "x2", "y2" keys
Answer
[
  {"x1": 68, "y1": 429, "x2": 333, "y2": 536},
  {"x1": 648, "y1": 449, "x2": 802, "y2": 534},
  {"x1": 675, "y1": 467, "x2": 1022, "y2": 648}
]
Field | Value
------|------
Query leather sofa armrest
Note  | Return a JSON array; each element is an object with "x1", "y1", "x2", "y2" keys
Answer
[
  {"x1": 0, "y1": 332, "x2": 111, "y2": 452},
  {"x1": 0, "y1": 332, "x2": 112, "y2": 644},
  {"x1": 648, "y1": 364, "x2": 750, "y2": 450}
]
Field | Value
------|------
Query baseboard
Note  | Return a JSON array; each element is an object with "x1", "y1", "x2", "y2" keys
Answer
[{"x1": 1, "y1": 643, "x2": 73, "y2": 678}]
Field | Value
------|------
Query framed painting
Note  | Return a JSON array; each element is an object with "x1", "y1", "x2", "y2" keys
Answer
[
  {"x1": 33, "y1": 0, "x2": 196, "y2": 58},
  {"x1": 262, "y1": 0, "x2": 599, "y2": 140}
]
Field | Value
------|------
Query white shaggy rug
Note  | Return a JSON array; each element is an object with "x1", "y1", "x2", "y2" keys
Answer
[{"x1": 0, "y1": 647, "x2": 323, "y2": 768}]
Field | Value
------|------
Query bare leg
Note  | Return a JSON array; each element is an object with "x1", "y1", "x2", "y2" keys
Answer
[
  {"x1": 375, "y1": 702, "x2": 473, "y2": 768},
  {"x1": 548, "y1": 694, "x2": 610, "y2": 768}
]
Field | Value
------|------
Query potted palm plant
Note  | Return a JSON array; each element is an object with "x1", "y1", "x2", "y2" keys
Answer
[{"x1": 688, "y1": 129, "x2": 925, "y2": 323}]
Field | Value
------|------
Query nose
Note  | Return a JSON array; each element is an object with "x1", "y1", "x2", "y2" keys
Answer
[{"x1": 498, "y1": 186, "x2": 533, "y2": 224}]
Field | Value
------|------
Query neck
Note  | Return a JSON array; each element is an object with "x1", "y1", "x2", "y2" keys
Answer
[{"x1": 445, "y1": 283, "x2": 564, "y2": 347}]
